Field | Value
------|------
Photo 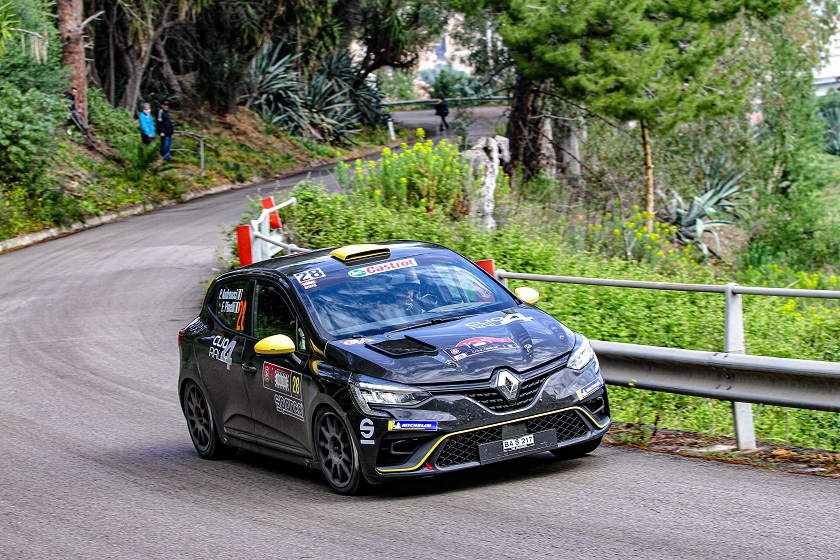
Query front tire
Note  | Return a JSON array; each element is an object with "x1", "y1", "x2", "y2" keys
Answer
[
  {"x1": 550, "y1": 436, "x2": 603, "y2": 460},
  {"x1": 182, "y1": 382, "x2": 237, "y2": 460},
  {"x1": 314, "y1": 408, "x2": 367, "y2": 495}
]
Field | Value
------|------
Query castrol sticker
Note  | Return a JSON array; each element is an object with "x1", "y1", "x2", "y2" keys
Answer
[{"x1": 348, "y1": 258, "x2": 417, "y2": 278}]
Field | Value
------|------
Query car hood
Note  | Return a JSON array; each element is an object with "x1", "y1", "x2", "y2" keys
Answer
[{"x1": 324, "y1": 306, "x2": 575, "y2": 385}]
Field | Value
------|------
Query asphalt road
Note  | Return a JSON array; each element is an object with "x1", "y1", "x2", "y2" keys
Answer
[{"x1": 1, "y1": 112, "x2": 838, "y2": 558}]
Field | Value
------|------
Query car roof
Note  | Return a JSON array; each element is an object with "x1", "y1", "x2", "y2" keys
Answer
[{"x1": 234, "y1": 240, "x2": 452, "y2": 281}]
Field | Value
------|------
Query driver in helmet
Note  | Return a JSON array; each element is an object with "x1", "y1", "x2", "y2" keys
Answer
[{"x1": 389, "y1": 270, "x2": 425, "y2": 313}]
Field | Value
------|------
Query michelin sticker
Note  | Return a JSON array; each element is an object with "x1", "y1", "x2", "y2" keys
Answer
[
  {"x1": 294, "y1": 268, "x2": 325, "y2": 290},
  {"x1": 359, "y1": 418, "x2": 375, "y2": 444},
  {"x1": 445, "y1": 336, "x2": 518, "y2": 362},
  {"x1": 263, "y1": 362, "x2": 304, "y2": 420},
  {"x1": 348, "y1": 258, "x2": 417, "y2": 278},
  {"x1": 576, "y1": 378, "x2": 604, "y2": 401},
  {"x1": 209, "y1": 336, "x2": 236, "y2": 370},
  {"x1": 465, "y1": 313, "x2": 533, "y2": 330},
  {"x1": 388, "y1": 420, "x2": 438, "y2": 431}
]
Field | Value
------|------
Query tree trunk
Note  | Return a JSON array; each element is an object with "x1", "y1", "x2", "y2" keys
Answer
[
  {"x1": 535, "y1": 117, "x2": 556, "y2": 180},
  {"x1": 641, "y1": 120, "x2": 655, "y2": 232},
  {"x1": 507, "y1": 69, "x2": 541, "y2": 181},
  {"x1": 156, "y1": 38, "x2": 183, "y2": 97},
  {"x1": 57, "y1": 0, "x2": 87, "y2": 124},
  {"x1": 559, "y1": 118, "x2": 581, "y2": 176}
]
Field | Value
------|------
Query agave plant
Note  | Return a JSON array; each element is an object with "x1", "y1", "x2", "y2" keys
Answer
[
  {"x1": 661, "y1": 154, "x2": 749, "y2": 257},
  {"x1": 241, "y1": 44, "x2": 383, "y2": 143},
  {"x1": 820, "y1": 104, "x2": 840, "y2": 156}
]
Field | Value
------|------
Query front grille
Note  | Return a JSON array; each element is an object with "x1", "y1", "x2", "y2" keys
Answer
[
  {"x1": 435, "y1": 426, "x2": 503, "y2": 467},
  {"x1": 434, "y1": 409, "x2": 591, "y2": 468},
  {"x1": 432, "y1": 367, "x2": 557, "y2": 413},
  {"x1": 527, "y1": 410, "x2": 589, "y2": 442}
]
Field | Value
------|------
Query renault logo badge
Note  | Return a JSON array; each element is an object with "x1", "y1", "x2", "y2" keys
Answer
[{"x1": 495, "y1": 370, "x2": 521, "y2": 402}]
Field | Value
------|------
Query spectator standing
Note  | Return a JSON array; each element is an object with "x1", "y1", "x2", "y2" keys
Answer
[
  {"x1": 157, "y1": 100, "x2": 175, "y2": 161},
  {"x1": 138, "y1": 103, "x2": 156, "y2": 144},
  {"x1": 434, "y1": 98, "x2": 450, "y2": 131},
  {"x1": 65, "y1": 87, "x2": 87, "y2": 131}
]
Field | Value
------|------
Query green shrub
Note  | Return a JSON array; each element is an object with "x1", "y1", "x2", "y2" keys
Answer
[{"x1": 0, "y1": 81, "x2": 63, "y2": 183}]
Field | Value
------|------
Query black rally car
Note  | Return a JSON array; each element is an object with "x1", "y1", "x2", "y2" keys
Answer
[{"x1": 178, "y1": 241, "x2": 609, "y2": 494}]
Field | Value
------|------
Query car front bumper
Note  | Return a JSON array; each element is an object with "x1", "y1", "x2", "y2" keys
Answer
[{"x1": 349, "y1": 360, "x2": 610, "y2": 482}]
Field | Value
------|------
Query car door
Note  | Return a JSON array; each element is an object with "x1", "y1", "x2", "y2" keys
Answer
[
  {"x1": 193, "y1": 278, "x2": 254, "y2": 438},
  {"x1": 241, "y1": 280, "x2": 314, "y2": 455}
]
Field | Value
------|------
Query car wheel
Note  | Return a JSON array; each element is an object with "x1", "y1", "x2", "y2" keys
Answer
[
  {"x1": 314, "y1": 408, "x2": 367, "y2": 495},
  {"x1": 550, "y1": 436, "x2": 603, "y2": 460},
  {"x1": 182, "y1": 382, "x2": 236, "y2": 460}
]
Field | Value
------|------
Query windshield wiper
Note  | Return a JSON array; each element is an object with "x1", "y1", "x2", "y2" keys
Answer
[{"x1": 387, "y1": 314, "x2": 477, "y2": 334}]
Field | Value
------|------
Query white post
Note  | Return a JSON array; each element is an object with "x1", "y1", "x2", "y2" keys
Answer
[
  {"x1": 725, "y1": 283, "x2": 757, "y2": 450},
  {"x1": 387, "y1": 116, "x2": 396, "y2": 142}
]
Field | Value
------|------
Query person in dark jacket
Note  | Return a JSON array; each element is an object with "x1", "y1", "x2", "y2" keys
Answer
[
  {"x1": 157, "y1": 100, "x2": 175, "y2": 161},
  {"x1": 434, "y1": 98, "x2": 449, "y2": 131},
  {"x1": 65, "y1": 87, "x2": 87, "y2": 131}
]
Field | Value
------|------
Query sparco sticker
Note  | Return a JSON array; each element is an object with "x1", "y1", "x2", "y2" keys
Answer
[
  {"x1": 445, "y1": 336, "x2": 518, "y2": 361},
  {"x1": 465, "y1": 313, "x2": 534, "y2": 330},
  {"x1": 348, "y1": 258, "x2": 417, "y2": 278},
  {"x1": 263, "y1": 362, "x2": 304, "y2": 420}
]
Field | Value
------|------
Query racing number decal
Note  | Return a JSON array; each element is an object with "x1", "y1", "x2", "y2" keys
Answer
[
  {"x1": 291, "y1": 374, "x2": 301, "y2": 397},
  {"x1": 235, "y1": 300, "x2": 247, "y2": 331}
]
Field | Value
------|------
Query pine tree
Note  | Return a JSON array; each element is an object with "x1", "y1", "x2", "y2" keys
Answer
[{"x1": 499, "y1": 0, "x2": 799, "y2": 227}]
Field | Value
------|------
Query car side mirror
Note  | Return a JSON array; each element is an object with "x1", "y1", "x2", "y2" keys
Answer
[
  {"x1": 254, "y1": 334, "x2": 296, "y2": 355},
  {"x1": 515, "y1": 286, "x2": 540, "y2": 304}
]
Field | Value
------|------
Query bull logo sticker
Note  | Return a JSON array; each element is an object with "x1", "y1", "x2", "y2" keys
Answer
[{"x1": 445, "y1": 336, "x2": 519, "y2": 362}]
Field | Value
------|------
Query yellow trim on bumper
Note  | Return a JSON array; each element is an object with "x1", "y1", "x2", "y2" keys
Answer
[{"x1": 376, "y1": 405, "x2": 608, "y2": 474}]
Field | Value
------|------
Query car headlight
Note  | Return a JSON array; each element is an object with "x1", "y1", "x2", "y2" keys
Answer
[
  {"x1": 349, "y1": 374, "x2": 431, "y2": 417},
  {"x1": 568, "y1": 335, "x2": 595, "y2": 370}
]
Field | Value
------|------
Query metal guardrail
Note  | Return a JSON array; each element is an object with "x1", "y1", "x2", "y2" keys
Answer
[
  {"x1": 495, "y1": 269, "x2": 840, "y2": 449},
  {"x1": 592, "y1": 341, "x2": 840, "y2": 413},
  {"x1": 381, "y1": 96, "x2": 509, "y2": 108},
  {"x1": 236, "y1": 197, "x2": 312, "y2": 266}
]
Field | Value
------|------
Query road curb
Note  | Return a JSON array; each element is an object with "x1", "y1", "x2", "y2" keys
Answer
[{"x1": 0, "y1": 143, "x2": 402, "y2": 255}]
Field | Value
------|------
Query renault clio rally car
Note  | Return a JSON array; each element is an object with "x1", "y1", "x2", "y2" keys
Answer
[{"x1": 179, "y1": 241, "x2": 609, "y2": 494}]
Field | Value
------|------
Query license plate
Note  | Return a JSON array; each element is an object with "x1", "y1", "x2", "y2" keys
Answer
[
  {"x1": 502, "y1": 434, "x2": 535, "y2": 452},
  {"x1": 477, "y1": 429, "x2": 558, "y2": 464}
]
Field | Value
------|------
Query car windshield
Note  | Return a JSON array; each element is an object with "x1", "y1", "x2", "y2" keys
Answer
[{"x1": 291, "y1": 251, "x2": 517, "y2": 338}]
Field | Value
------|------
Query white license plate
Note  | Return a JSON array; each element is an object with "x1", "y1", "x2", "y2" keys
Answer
[{"x1": 502, "y1": 434, "x2": 535, "y2": 452}]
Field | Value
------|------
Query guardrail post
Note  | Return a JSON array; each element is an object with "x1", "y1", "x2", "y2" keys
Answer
[
  {"x1": 725, "y1": 283, "x2": 757, "y2": 450},
  {"x1": 496, "y1": 268, "x2": 508, "y2": 288}
]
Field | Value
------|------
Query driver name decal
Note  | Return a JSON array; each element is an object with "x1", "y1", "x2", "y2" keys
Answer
[
  {"x1": 263, "y1": 362, "x2": 304, "y2": 421},
  {"x1": 348, "y1": 258, "x2": 417, "y2": 278},
  {"x1": 445, "y1": 336, "x2": 519, "y2": 361}
]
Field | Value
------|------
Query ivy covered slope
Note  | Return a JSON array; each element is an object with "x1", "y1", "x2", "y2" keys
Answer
[{"x1": 271, "y1": 136, "x2": 840, "y2": 451}]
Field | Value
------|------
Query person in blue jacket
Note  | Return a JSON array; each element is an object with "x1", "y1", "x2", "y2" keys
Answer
[{"x1": 138, "y1": 103, "x2": 156, "y2": 144}]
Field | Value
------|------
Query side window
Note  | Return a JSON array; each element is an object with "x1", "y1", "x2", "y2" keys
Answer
[
  {"x1": 215, "y1": 279, "x2": 249, "y2": 333},
  {"x1": 253, "y1": 283, "x2": 296, "y2": 343}
]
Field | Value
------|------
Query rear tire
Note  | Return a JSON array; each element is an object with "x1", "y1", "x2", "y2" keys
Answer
[
  {"x1": 182, "y1": 382, "x2": 237, "y2": 460},
  {"x1": 313, "y1": 408, "x2": 368, "y2": 495},
  {"x1": 550, "y1": 436, "x2": 603, "y2": 460}
]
